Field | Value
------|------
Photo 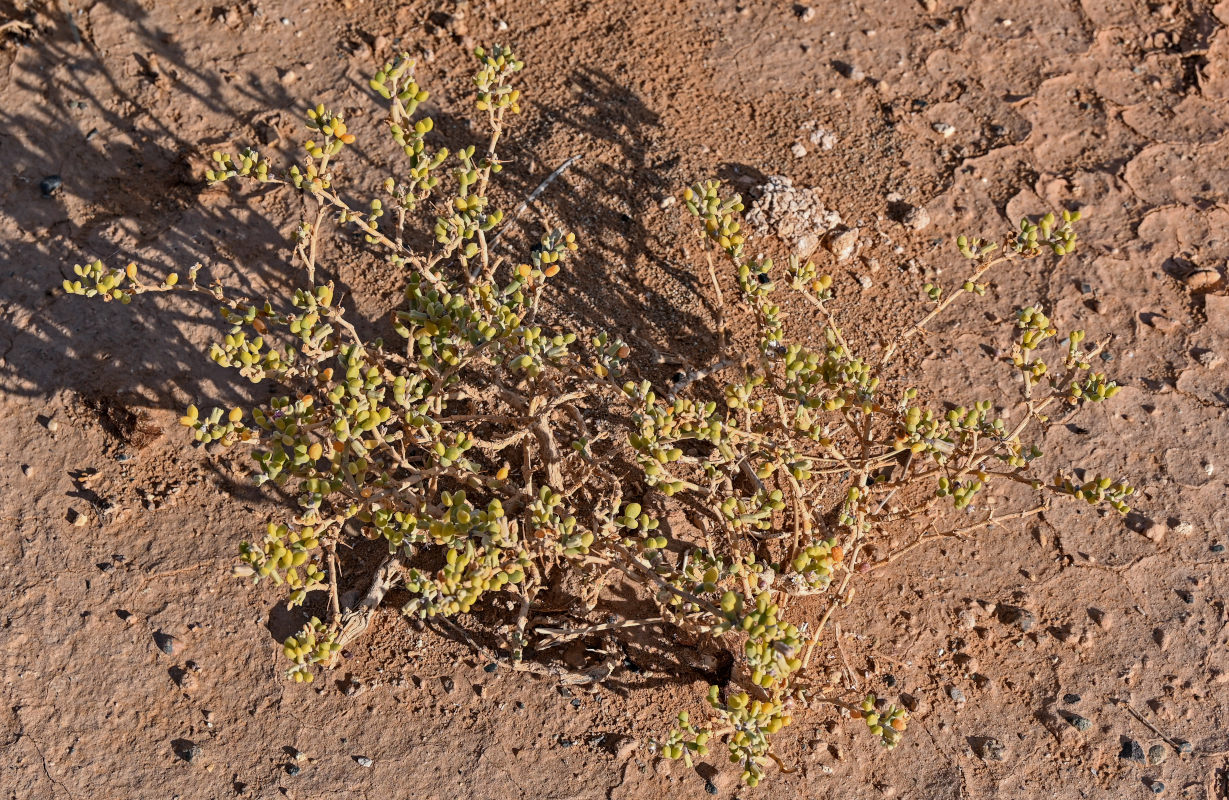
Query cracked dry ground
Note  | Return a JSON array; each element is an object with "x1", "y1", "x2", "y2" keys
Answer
[{"x1": 1, "y1": 0, "x2": 1227, "y2": 798}]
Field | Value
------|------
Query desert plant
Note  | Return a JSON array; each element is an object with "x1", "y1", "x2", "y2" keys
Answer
[{"x1": 61, "y1": 44, "x2": 1130, "y2": 786}]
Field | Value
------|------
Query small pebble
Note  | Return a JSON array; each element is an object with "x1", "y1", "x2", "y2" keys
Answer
[
  {"x1": 285, "y1": 763, "x2": 301, "y2": 776},
  {"x1": 932, "y1": 122, "x2": 956, "y2": 138},
  {"x1": 154, "y1": 632, "x2": 183, "y2": 655},
  {"x1": 998, "y1": 605, "x2": 1035, "y2": 632},
  {"x1": 1119, "y1": 739, "x2": 1146, "y2": 764},
  {"x1": 40, "y1": 175, "x2": 63, "y2": 197},
  {"x1": 1150, "y1": 781, "x2": 1165, "y2": 794},
  {"x1": 1148, "y1": 744, "x2": 1167, "y2": 765},
  {"x1": 46, "y1": 419, "x2": 60, "y2": 432},
  {"x1": 483, "y1": 662, "x2": 498, "y2": 673},
  {"x1": 1062, "y1": 693, "x2": 1081, "y2": 704},
  {"x1": 176, "y1": 742, "x2": 202, "y2": 763},
  {"x1": 791, "y1": 142, "x2": 808, "y2": 158},
  {"x1": 1211, "y1": 543, "x2": 1225, "y2": 553},
  {"x1": 354, "y1": 756, "x2": 373, "y2": 768},
  {"x1": 1181, "y1": 268, "x2": 1221, "y2": 291},
  {"x1": 825, "y1": 227, "x2": 859, "y2": 261},
  {"x1": 902, "y1": 205, "x2": 930, "y2": 231},
  {"x1": 705, "y1": 780, "x2": 718, "y2": 795},
  {"x1": 1176, "y1": 740, "x2": 1192, "y2": 754},
  {"x1": 1065, "y1": 713, "x2": 1092, "y2": 732},
  {"x1": 440, "y1": 676, "x2": 455, "y2": 693},
  {"x1": 975, "y1": 737, "x2": 1005, "y2": 761},
  {"x1": 948, "y1": 686, "x2": 966, "y2": 704},
  {"x1": 21, "y1": 464, "x2": 32, "y2": 477}
]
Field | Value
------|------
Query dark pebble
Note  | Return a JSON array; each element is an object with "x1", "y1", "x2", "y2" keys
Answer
[
  {"x1": 1211, "y1": 543, "x2": 1224, "y2": 553},
  {"x1": 558, "y1": 738, "x2": 574, "y2": 748},
  {"x1": 153, "y1": 631, "x2": 182, "y2": 655},
  {"x1": 483, "y1": 662, "x2": 498, "y2": 673},
  {"x1": 570, "y1": 698, "x2": 581, "y2": 709},
  {"x1": 1063, "y1": 712, "x2": 1091, "y2": 731},
  {"x1": 1175, "y1": 589, "x2": 1193, "y2": 604},
  {"x1": 1176, "y1": 740, "x2": 1193, "y2": 754},
  {"x1": 705, "y1": 780, "x2": 718, "y2": 795},
  {"x1": 1062, "y1": 693, "x2": 1081, "y2": 704},
  {"x1": 40, "y1": 175, "x2": 63, "y2": 197},
  {"x1": 1148, "y1": 744, "x2": 1167, "y2": 764},
  {"x1": 1119, "y1": 739, "x2": 1146, "y2": 764},
  {"x1": 884, "y1": 674, "x2": 897, "y2": 687},
  {"x1": 176, "y1": 742, "x2": 201, "y2": 763},
  {"x1": 285, "y1": 764, "x2": 301, "y2": 776},
  {"x1": 1150, "y1": 781, "x2": 1165, "y2": 794}
]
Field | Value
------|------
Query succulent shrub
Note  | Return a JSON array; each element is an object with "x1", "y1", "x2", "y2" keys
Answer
[{"x1": 62, "y1": 45, "x2": 1131, "y2": 786}]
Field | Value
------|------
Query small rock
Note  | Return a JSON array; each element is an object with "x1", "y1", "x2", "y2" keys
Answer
[
  {"x1": 175, "y1": 741, "x2": 202, "y2": 763},
  {"x1": 948, "y1": 686, "x2": 966, "y2": 704},
  {"x1": 1170, "y1": 520, "x2": 1194, "y2": 536},
  {"x1": 956, "y1": 609, "x2": 977, "y2": 630},
  {"x1": 1181, "y1": 268, "x2": 1221, "y2": 291},
  {"x1": 286, "y1": 763, "x2": 301, "y2": 776},
  {"x1": 825, "y1": 227, "x2": 859, "y2": 261},
  {"x1": 1062, "y1": 693, "x2": 1081, "y2": 704},
  {"x1": 838, "y1": 62, "x2": 866, "y2": 81},
  {"x1": 21, "y1": 464, "x2": 33, "y2": 477},
  {"x1": 45, "y1": 418, "x2": 60, "y2": 432},
  {"x1": 1063, "y1": 712, "x2": 1092, "y2": 731},
  {"x1": 794, "y1": 232, "x2": 820, "y2": 259},
  {"x1": 902, "y1": 205, "x2": 930, "y2": 231},
  {"x1": 791, "y1": 142, "x2": 808, "y2": 158},
  {"x1": 1175, "y1": 740, "x2": 1192, "y2": 754},
  {"x1": 745, "y1": 175, "x2": 843, "y2": 256},
  {"x1": 440, "y1": 676, "x2": 455, "y2": 693},
  {"x1": 154, "y1": 631, "x2": 183, "y2": 656},
  {"x1": 354, "y1": 756, "x2": 373, "y2": 768},
  {"x1": 858, "y1": 275, "x2": 873, "y2": 290},
  {"x1": 797, "y1": 5, "x2": 816, "y2": 22},
  {"x1": 1148, "y1": 743, "x2": 1167, "y2": 764},
  {"x1": 809, "y1": 127, "x2": 837, "y2": 149},
  {"x1": 974, "y1": 737, "x2": 1005, "y2": 761},
  {"x1": 1119, "y1": 739, "x2": 1146, "y2": 764},
  {"x1": 1149, "y1": 781, "x2": 1165, "y2": 795},
  {"x1": 998, "y1": 604, "x2": 1035, "y2": 632},
  {"x1": 40, "y1": 175, "x2": 63, "y2": 197},
  {"x1": 932, "y1": 122, "x2": 956, "y2": 138},
  {"x1": 705, "y1": 780, "x2": 719, "y2": 795},
  {"x1": 174, "y1": 669, "x2": 199, "y2": 691},
  {"x1": 69, "y1": 508, "x2": 89, "y2": 527},
  {"x1": 658, "y1": 195, "x2": 676, "y2": 210}
]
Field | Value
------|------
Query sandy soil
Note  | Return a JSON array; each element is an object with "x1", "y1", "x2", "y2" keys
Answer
[{"x1": 1, "y1": 0, "x2": 1228, "y2": 798}]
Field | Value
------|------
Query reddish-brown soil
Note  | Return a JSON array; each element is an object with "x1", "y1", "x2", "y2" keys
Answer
[{"x1": 2, "y1": 0, "x2": 1228, "y2": 798}]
